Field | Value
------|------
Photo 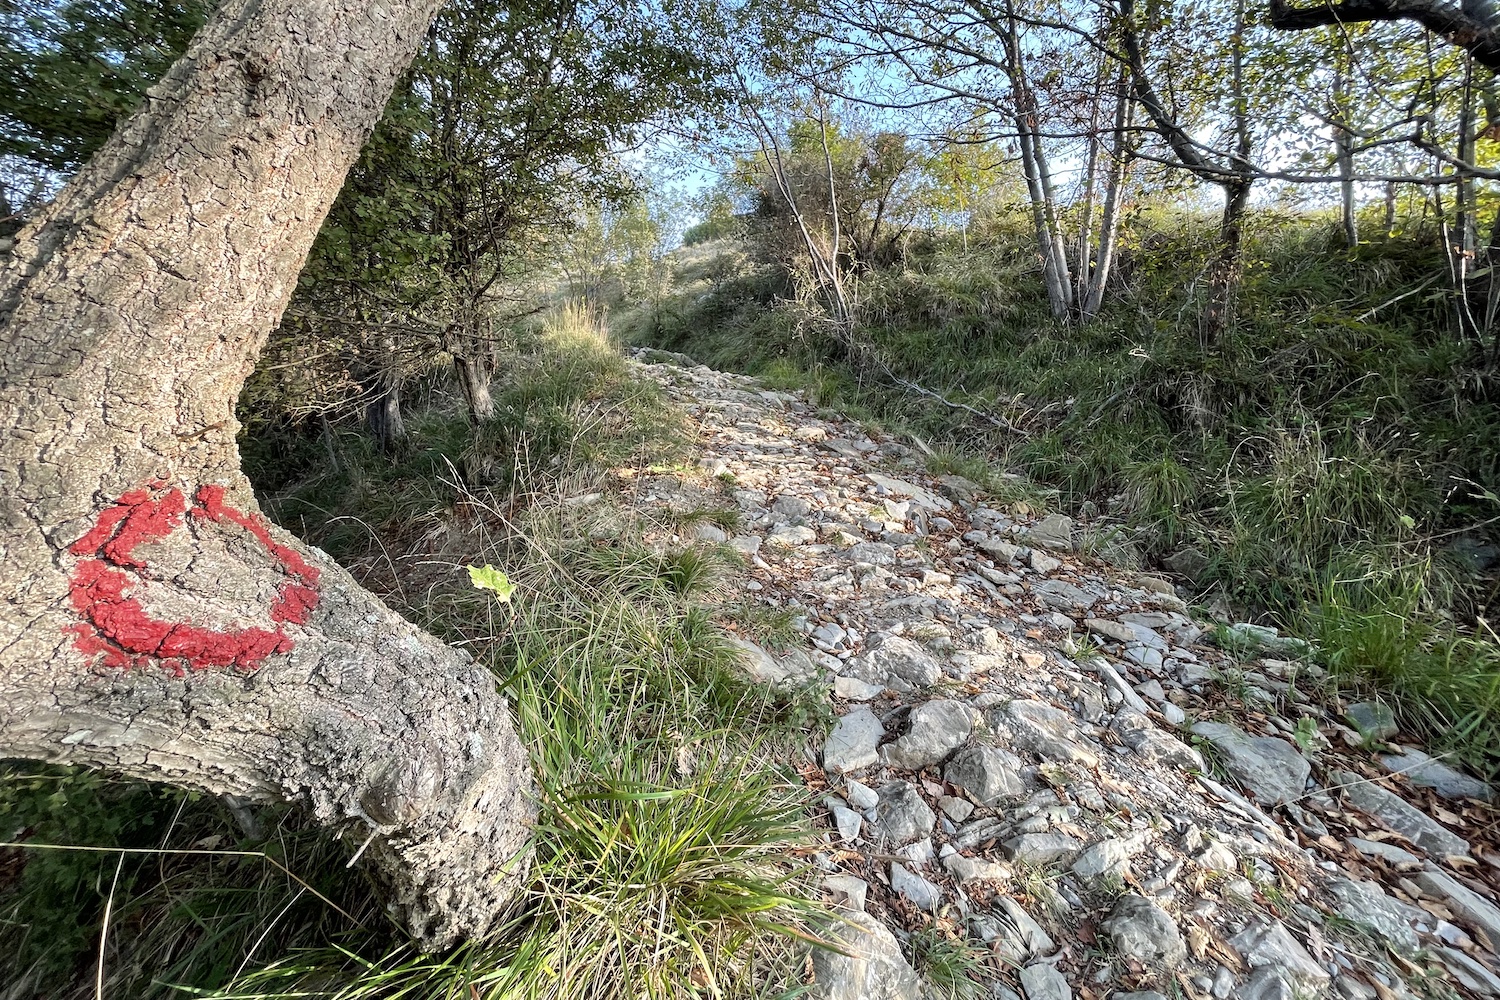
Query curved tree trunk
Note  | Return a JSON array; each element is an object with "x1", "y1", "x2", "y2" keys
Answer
[{"x1": 0, "y1": 0, "x2": 534, "y2": 951}]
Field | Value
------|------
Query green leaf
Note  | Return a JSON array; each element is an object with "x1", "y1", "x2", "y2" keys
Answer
[
  {"x1": 467, "y1": 564, "x2": 517, "y2": 602},
  {"x1": 1398, "y1": 514, "x2": 1416, "y2": 531}
]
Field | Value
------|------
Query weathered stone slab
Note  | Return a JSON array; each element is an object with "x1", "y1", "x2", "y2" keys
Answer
[{"x1": 1334, "y1": 770, "x2": 1470, "y2": 858}]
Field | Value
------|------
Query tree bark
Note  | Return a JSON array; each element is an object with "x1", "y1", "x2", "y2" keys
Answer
[
  {"x1": 1083, "y1": 72, "x2": 1132, "y2": 321},
  {"x1": 1333, "y1": 63, "x2": 1359, "y2": 248},
  {"x1": 445, "y1": 318, "x2": 497, "y2": 424},
  {"x1": 1000, "y1": 4, "x2": 1073, "y2": 321},
  {"x1": 1269, "y1": 0, "x2": 1500, "y2": 71},
  {"x1": 0, "y1": 0, "x2": 534, "y2": 951},
  {"x1": 367, "y1": 380, "x2": 409, "y2": 453}
]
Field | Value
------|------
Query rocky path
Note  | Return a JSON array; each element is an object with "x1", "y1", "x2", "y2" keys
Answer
[{"x1": 628, "y1": 351, "x2": 1500, "y2": 1000}]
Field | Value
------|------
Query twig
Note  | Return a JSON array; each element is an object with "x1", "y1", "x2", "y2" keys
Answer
[
  {"x1": 1195, "y1": 775, "x2": 1287, "y2": 838},
  {"x1": 1355, "y1": 276, "x2": 1439, "y2": 321},
  {"x1": 885, "y1": 372, "x2": 1028, "y2": 436}
]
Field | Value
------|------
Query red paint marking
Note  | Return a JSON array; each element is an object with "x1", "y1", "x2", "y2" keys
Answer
[{"x1": 65, "y1": 482, "x2": 320, "y2": 673}]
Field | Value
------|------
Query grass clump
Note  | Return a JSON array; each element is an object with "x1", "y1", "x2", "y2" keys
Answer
[{"x1": 906, "y1": 927, "x2": 988, "y2": 998}]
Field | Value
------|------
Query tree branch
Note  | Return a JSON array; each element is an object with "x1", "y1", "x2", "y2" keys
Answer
[{"x1": 1269, "y1": 0, "x2": 1500, "y2": 71}]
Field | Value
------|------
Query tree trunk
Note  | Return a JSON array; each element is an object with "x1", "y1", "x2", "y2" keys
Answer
[
  {"x1": 1334, "y1": 63, "x2": 1359, "y2": 248},
  {"x1": 0, "y1": 0, "x2": 534, "y2": 952},
  {"x1": 445, "y1": 318, "x2": 497, "y2": 424},
  {"x1": 1083, "y1": 84, "x2": 1131, "y2": 321},
  {"x1": 1202, "y1": 0, "x2": 1253, "y2": 343},
  {"x1": 367, "y1": 380, "x2": 409, "y2": 453},
  {"x1": 455, "y1": 352, "x2": 496, "y2": 423},
  {"x1": 1001, "y1": 6, "x2": 1073, "y2": 321},
  {"x1": 362, "y1": 333, "x2": 409, "y2": 453}
]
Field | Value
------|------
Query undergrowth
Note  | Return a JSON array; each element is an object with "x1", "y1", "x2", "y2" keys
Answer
[
  {"x1": 0, "y1": 304, "x2": 824, "y2": 998},
  {"x1": 624, "y1": 214, "x2": 1500, "y2": 777}
]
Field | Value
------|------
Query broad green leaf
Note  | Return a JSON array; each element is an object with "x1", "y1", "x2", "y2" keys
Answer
[{"x1": 467, "y1": 564, "x2": 517, "y2": 602}]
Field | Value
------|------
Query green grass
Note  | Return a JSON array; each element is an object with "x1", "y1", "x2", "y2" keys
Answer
[
  {"x1": 625, "y1": 211, "x2": 1500, "y2": 778},
  {"x1": 906, "y1": 927, "x2": 987, "y2": 999},
  {"x1": 0, "y1": 303, "x2": 824, "y2": 998}
]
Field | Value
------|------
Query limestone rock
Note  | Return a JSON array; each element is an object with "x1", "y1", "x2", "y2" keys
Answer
[
  {"x1": 890, "y1": 862, "x2": 942, "y2": 910},
  {"x1": 848, "y1": 541, "x2": 898, "y2": 566},
  {"x1": 1190, "y1": 722, "x2": 1310, "y2": 805},
  {"x1": 1072, "y1": 837, "x2": 1139, "y2": 880},
  {"x1": 1334, "y1": 770, "x2": 1470, "y2": 858},
  {"x1": 831, "y1": 804, "x2": 863, "y2": 843},
  {"x1": 1006, "y1": 699, "x2": 1099, "y2": 765},
  {"x1": 1346, "y1": 837, "x2": 1421, "y2": 866},
  {"x1": 1163, "y1": 546, "x2": 1211, "y2": 581},
  {"x1": 883, "y1": 699, "x2": 974, "y2": 769},
  {"x1": 1026, "y1": 514, "x2": 1074, "y2": 550},
  {"x1": 824, "y1": 874, "x2": 868, "y2": 913},
  {"x1": 767, "y1": 523, "x2": 817, "y2": 546},
  {"x1": 1380, "y1": 747, "x2": 1493, "y2": 801},
  {"x1": 834, "y1": 675, "x2": 887, "y2": 701},
  {"x1": 944, "y1": 744, "x2": 1026, "y2": 806},
  {"x1": 1029, "y1": 549, "x2": 1062, "y2": 574},
  {"x1": 1085, "y1": 618, "x2": 1137, "y2": 644},
  {"x1": 943, "y1": 853, "x2": 1010, "y2": 883},
  {"x1": 727, "y1": 636, "x2": 817, "y2": 688},
  {"x1": 844, "y1": 778, "x2": 879, "y2": 811},
  {"x1": 849, "y1": 637, "x2": 942, "y2": 692},
  {"x1": 975, "y1": 897, "x2": 1056, "y2": 966},
  {"x1": 1031, "y1": 579, "x2": 1098, "y2": 611},
  {"x1": 1232, "y1": 969, "x2": 1300, "y2": 1000},
  {"x1": 823, "y1": 707, "x2": 885, "y2": 773},
  {"x1": 1020, "y1": 963, "x2": 1072, "y2": 1000},
  {"x1": 1222, "y1": 622, "x2": 1310, "y2": 658},
  {"x1": 1113, "y1": 709, "x2": 1205, "y2": 771},
  {"x1": 1227, "y1": 920, "x2": 1329, "y2": 985},
  {"x1": 935, "y1": 475, "x2": 981, "y2": 504},
  {"x1": 979, "y1": 538, "x2": 1023, "y2": 563},
  {"x1": 937, "y1": 795, "x2": 974, "y2": 822},
  {"x1": 1345, "y1": 702, "x2": 1398, "y2": 742},
  {"x1": 1325, "y1": 876, "x2": 1426, "y2": 955},
  {"x1": 873, "y1": 780, "x2": 936, "y2": 846},
  {"x1": 865, "y1": 472, "x2": 952, "y2": 512},
  {"x1": 1101, "y1": 894, "x2": 1186, "y2": 969},
  {"x1": 811, "y1": 911, "x2": 923, "y2": 1000},
  {"x1": 1412, "y1": 866, "x2": 1500, "y2": 945},
  {"x1": 1003, "y1": 832, "x2": 1081, "y2": 865}
]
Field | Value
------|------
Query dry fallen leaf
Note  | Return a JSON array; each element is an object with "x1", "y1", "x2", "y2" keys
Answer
[
  {"x1": 1415, "y1": 899, "x2": 1454, "y2": 921},
  {"x1": 1187, "y1": 924, "x2": 1211, "y2": 960}
]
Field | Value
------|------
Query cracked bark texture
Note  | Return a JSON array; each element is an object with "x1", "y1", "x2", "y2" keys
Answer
[{"x1": 0, "y1": 0, "x2": 535, "y2": 950}]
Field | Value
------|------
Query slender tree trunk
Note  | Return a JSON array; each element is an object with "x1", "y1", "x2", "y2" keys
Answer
[
  {"x1": 0, "y1": 0, "x2": 534, "y2": 951},
  {"x1": 1076, "y1": 59, "x2": 1104, "y2": 309},
  {"x1": 362, "y1": 334, "x2": 409, "y2": 453},
  {"x1": 367, "y1": 381, "x2": 408, "y2": 454},
  {"x1": 1454, "y1": 55, "x2": 1481, "y2": 339},
  {"x1": 1203, "y1": 0, "x2": 1254, "y2": 343},
  {"x1": 1002, "y1": 7, "x2": 1073, "y2": 320},
  {"x1": 455, "y1": 353, "x2": 496, "y2": 423},
  {"x1": 1334, "y1": 63, "x2": 1359, "y2": 248},
  {"x1": 738, "y1": 74, "x2": 854, "y2": 333},
  {"x1": 1083, "y1": 76, "x2": 1132, "y2": 321}
]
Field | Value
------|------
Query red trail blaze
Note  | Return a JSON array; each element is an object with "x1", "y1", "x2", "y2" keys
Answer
[{"x1": 66, "y1": 483, "x2": 321, "y2": 673}]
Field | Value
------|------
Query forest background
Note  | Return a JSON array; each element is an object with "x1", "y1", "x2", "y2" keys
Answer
[{"x1": 3, "y1": 0, "x2": 1500, "y2": 994}]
